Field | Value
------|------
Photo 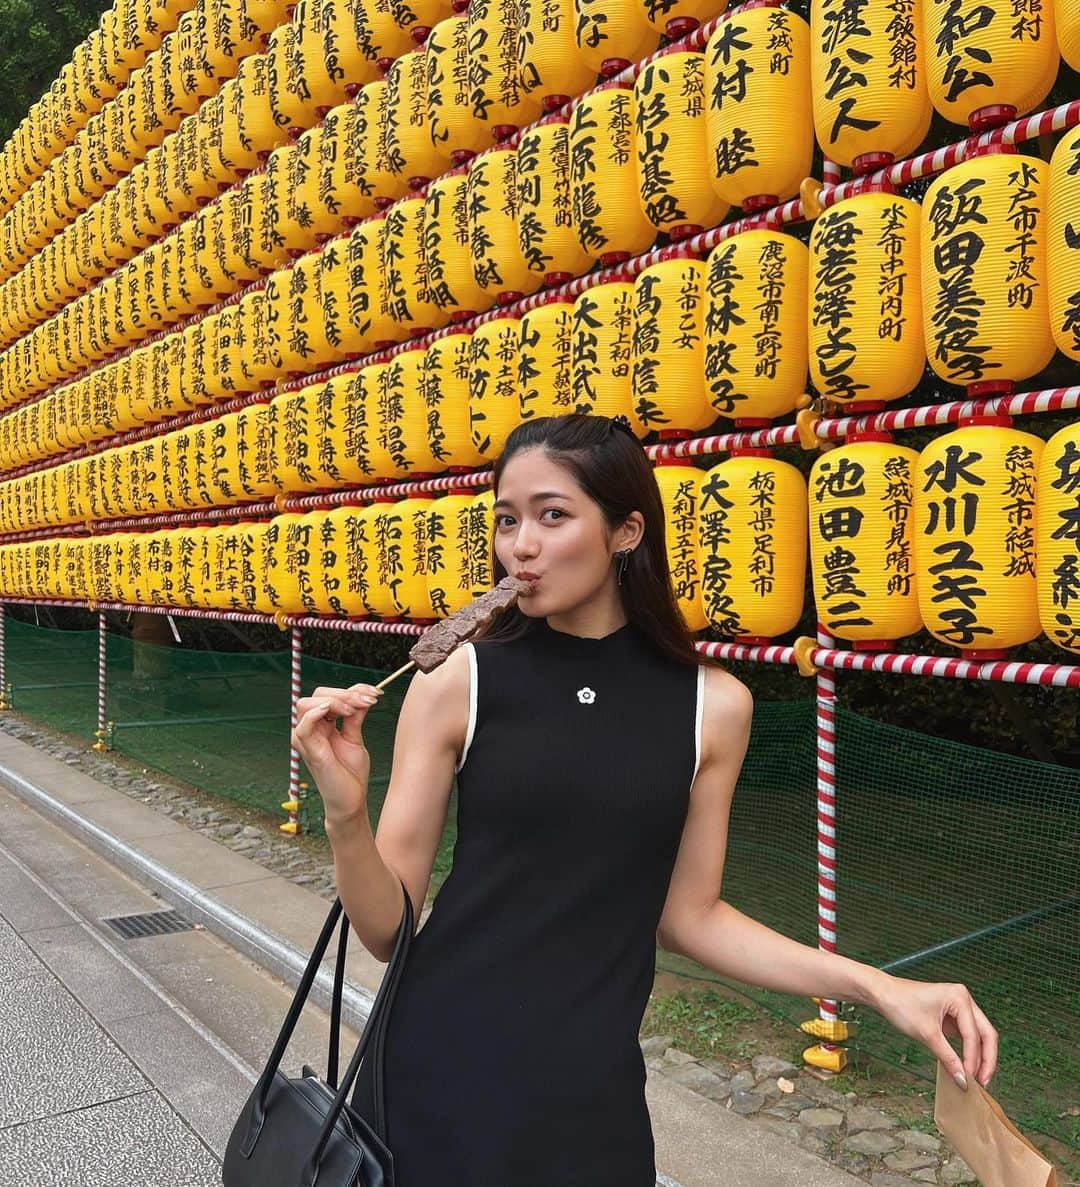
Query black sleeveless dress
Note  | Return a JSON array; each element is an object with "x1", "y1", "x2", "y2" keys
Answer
[{"x1": 353, "y1": 616, "x2": 704, "y2": 1187}]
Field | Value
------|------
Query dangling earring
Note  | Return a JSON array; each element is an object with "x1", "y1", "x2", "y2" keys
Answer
[{"x1": 615, "y1": 549, "x2": 631, "y2": 587}]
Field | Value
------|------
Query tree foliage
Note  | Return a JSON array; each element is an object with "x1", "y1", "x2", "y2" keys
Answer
[{"x1": 0, "y1": 0, "x2": 111, "y2": 145}]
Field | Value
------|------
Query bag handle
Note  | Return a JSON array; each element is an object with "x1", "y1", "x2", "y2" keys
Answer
[
  {"x1": 326, "y1": 910, "x2": 349, "y2": 1089},
  {"x1": 301, "y1": 883, "x2": 414, "y2": 1186},
  {"x1": 241, "y1": 879, "x2": 414, "y2": 1169}
]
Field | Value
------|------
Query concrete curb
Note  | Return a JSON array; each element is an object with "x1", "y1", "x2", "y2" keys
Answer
[{"x1": 0, "y1": 755, "x2": 378, "y2": 1034}]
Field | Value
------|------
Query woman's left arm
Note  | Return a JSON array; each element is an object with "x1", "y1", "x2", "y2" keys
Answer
[{"x1": 656, "y1": 669, "x2": 999, "y2": 1093}]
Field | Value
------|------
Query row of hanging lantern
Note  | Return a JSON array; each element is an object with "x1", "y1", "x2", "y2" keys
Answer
[
  {"x1": 1, "y1": 409, "x2": 1078, "y2": 659},
  {"x1": 8, "y1": 0, "x2": 1080, "y2": 357},
  {"x1": 0, "y1": 491, "x2": 499, "y2": 619},
  {"x1": 0, "y1": 0, "x2": 199, "y2": 213},
  {"x1": 6, "y1": 116, "x2": 1080, "y2": 458},
  {"x1": 0, "y1": 0, "x2": 298, "y2": 287}
]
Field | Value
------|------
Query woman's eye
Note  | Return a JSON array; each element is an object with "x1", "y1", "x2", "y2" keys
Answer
[{"x1": 542, "y1": 509, "x2": 565, "y2": 521}]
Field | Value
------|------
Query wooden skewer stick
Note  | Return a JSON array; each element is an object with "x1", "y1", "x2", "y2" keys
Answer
[{"x1": 375, "y1": 660, "x2": 416, "y2": 690}]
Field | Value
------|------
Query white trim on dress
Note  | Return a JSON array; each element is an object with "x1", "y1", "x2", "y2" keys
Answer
[
  {"x1": 455, "y1": 642, "x2": 478, "y2": 774},
  {"x1": 691, "y1": 664, "x2": 706, "y2": 785}
]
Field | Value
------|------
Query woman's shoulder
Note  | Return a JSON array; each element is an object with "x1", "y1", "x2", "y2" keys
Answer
[
  {"x1": 699, "y1": 663, "x2": 754, "y2": 760},
  {"x1": 701, "y1": 662, "x2": 753, "y2": 714}
]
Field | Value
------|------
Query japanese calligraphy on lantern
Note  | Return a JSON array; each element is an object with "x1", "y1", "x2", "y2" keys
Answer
[
  {"x1": 917, "y1": 429, "x2": 1042, "y2": 651},
  {"x1": 811, "y1": 444, "x2": 921, "y2": 642},
  {"x1": 925, "y1": 0, "x2": 1056, "y2": 125},
  {"x1": 810, "y1": 207, "x2": 865, "y2": 402},
  {"x1": 571, "y1": 283, "x2": 634, "y2": 416},
  {"x1": 811, "y1": 0, "x2": 929, "y2": 168},
  {"x1": 923, "y1": 156, "x2": 1053, "y2": 389}
]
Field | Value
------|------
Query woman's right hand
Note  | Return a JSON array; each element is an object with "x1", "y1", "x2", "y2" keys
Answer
[{"x1": 291, "y1": 683, "x2": 384, "y2": 826}]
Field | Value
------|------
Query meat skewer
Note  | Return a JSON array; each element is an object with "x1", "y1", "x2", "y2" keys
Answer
[{"x1": 359, "y1": 576, "x2": 537, "y2": 693}]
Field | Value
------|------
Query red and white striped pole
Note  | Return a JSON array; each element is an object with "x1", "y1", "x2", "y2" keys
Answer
[
  {"x1": 0, "y1": 604, "x2": 8, "y2": 710},
  {"x1": 281, "y1": 625, "x2": 304, "y2": 835},
  {"x1": 802, "y1": 620, "x2": 849, "y2": 1071},
  {"x1": 92, "y1": 609, "x2": 109, "y2": 751}
]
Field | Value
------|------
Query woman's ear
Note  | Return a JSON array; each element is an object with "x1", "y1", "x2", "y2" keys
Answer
[{"x1": 618, "y1": 512, "x2": 646, "y2": 552}]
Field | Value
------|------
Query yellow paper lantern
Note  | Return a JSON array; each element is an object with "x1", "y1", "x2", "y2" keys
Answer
[
  {"x1": 634, "y1": 51, "x2": 729, "y2": 239},
  {"x1": 631, "y1": 255, "x2": 716, "y2": 436},
  {"x1": 422, "y1": 168, "x2": 490, "y2": 321},
  {"x1": 1048, "y1": 126, "x2": 1080, "y2": 362},
  {"x1": 809, "y1": 187, "x2": 924, "y2": 407},
  {"x1": 1057, "y1": 0, "x2": 1080, "y2": 70},
  {"x1": 268, "y1": 1, "x2": 346, "y2": 133},
  {"x1": 808, "y1": 435, "x2": 922, "y2": 645},
  {"x1": 518, "y1": 299, "x2": 574, "y2": 420},
  {"x1": 218, "y1": 185, "x2": 271, "y2": 283},
  {"x1": 375, "y1": 497, "x2": 439, "y2": 617},
  {"x1": 569, "y1": 83, "x2": 656, "y2": 266},
  {"x1": 269, "y1": 383, "x2": 327, "y2": 493},
  {"x1": 517, "y1": 0, "x2": 594, "y2": 110},
  {"x1": 704, "y1": 229, "x2": 809, "y2": 424},
  {"x1": 421, "y1": 332, "x2": 487, "y2": 469},
  {"x1": 355, "y1": 80, "x2": 405, "y2": 209},
  {"x1": 265, "y1": 142, "x2": 323, "y2": 259},
  {"x1": 265, "y1": 254, "x2": 346, "y2": 376},
  {"x1": 469, "y1": 315, "x2": 522, "y2": 459},
  {"x1": 573, "y1": 0, "x2": 658, "y2": 77},
  {"x1": 383, "y1": 50, "x2": 450, "y2": 189},
  {"x1": 338, "y1": 214, "x2": 404, "y2": 352},
  {"x1": 383, "y1": 195, "x2": 449, "y2": 333},
  {"x1": 699, "y1": 454, "x2": 806, "y2": 641},
  {"x1": 706, "y1": 7, "x2": 813, "y2": 211},
  {"x1": 467, "y1": 0, "x2": 543, "y2": 142},
  {"x1": 516, "y1": 119, "x2": 591, "y2": 287},
  {"x1": 425, "y1": 15, "x2": 489, "y2": 165},
  {"x1": 924, "y1": 0, "x2": 1057, "y2": 131},
  {"x1": 308, "y1": 372, "x2": 380, "y2": 488},
  {"x1": 922, "y1": 153, "x2": 1054, "y2": 394},
  {"x1": 168, "y1": 12, "x2": 214, "y2": 115},
  {"x1": 256, "y1": 513, "x2": 320, "y2": 616},
  {"x1": 236, "y1": 288, "x2": 282, "y2": 390},
  {"x1": 915, "y1": 421, "x2": 1043, "y2": 654},
  {"x1": 429, "y1": 489, "x2": 496, "y2": 614},
  {"x1": 570, "y1": 281, "x2": 637, "y2": 420},
  {"x1": 654, "y1": 461, "x2": 707, "y2": 631},
  {"x1": 319, "y1": 102, "x2": 378, "y2": 229},
  {"x1": 299, "y1": 508, "x2": 355, "y2": 617},
  {"x1": 230, "y1": 51, "x2": 289, "y2": 168},
  {"x1": 467, "y1": 147, "x2": 543, "y2": 304},
  {"x1": 286, "y1": 123, "x2": 346, "y2": 244},
  {"x1": 375, "y1": 348, "x2": 446, "y2": 477},
  {"x1": 810, "y1": 0, "x2": 931, "y2": 171},
  {"x1": 356, "y1": 364, "x2": 405, "y2": 482},
  {"x1": 1037, "y1": 422, "x2": 1080, "y2": 656}
]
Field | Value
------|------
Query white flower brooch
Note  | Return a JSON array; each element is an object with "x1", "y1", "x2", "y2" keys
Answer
[{"x1": 576, "y1": 687, "x2": 596, "y2": 705}]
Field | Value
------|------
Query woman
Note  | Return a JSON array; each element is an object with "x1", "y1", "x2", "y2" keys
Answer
[{"x1": 291, "y1": 413, "x2": 998, "y2": 1187}]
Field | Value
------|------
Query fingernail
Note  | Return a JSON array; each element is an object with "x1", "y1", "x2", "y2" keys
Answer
[{"x1": 953, "y1": 1072, "x2": 968, "y2": 1091}]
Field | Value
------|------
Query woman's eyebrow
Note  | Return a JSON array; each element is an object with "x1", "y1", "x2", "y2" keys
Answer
[{"x1": 492, "y1": 491, "x2": 573, "y2": 510}]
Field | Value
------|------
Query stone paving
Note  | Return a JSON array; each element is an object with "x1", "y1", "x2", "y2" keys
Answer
[{"x1": 0, "y1": 713, "x2": 976, "y2": 1187}]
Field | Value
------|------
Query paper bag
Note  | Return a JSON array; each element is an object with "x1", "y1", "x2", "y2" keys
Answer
[{"x1": 934, "y1": 1062, "x2": 1058, "y2": 1187}]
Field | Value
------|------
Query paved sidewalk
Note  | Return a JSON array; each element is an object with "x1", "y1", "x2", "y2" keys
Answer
[{"x1": 0, "y1": 729, "x2": 865, "y2": 1187}]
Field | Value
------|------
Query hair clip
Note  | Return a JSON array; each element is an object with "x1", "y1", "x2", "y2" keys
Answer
[{"x1": 608, "y1": 414, "x2": 640, "y2": 443}]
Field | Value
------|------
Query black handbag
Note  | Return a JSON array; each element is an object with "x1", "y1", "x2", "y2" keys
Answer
[{"x1": 223, "y1": 880, "x2": 414, "y2": 1187}]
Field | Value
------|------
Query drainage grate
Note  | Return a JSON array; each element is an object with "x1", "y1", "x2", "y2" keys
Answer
[{"x1": 101, "y1": 909, "x2": 195, "y2": 940}]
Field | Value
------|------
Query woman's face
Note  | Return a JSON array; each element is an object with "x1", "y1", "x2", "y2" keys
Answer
[{"x1": 492, "y1": 447, "x2": 621, "y2": 619}]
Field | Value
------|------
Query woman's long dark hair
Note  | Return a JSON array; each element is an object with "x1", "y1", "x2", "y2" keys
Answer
[{"x1": 477, "y1": 414, "x2": 724, "y2": 671}]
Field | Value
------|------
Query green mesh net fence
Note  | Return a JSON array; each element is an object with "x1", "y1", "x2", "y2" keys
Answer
[{"x1": 2, "y1": 615, "x2": 1077, "y2": 1148}]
